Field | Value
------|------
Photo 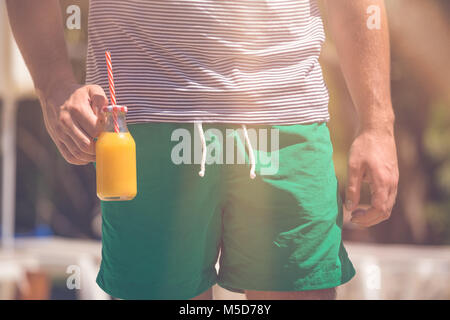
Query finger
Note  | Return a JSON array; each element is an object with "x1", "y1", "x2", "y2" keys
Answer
[
  {"x1": 60, "y1": 111, "x2": 96, "y2": 155},
  {"x1": 345, "y1": 160, "x2": 363, "y2": 211},
  {"x1": 59, "y1": 133, "x2": 95, "y2": 163},
  {"x1": 88, "y1": 84, "x2": 109, "y2": 115},
  {"x1": 351, "y1": 207, "x2": 384, "y2": 227},
  {"x1": 70, "y1": 85, "x2": 107, "y2": 139},
  {"x1": 67, "y1": 119, "x2": 96, "y2": 155},
  {"x1": 87, "y1": 85, "x2": 108, "y2": 134},
  {"x1": 351, "y1": 188, "x2": 389, "y2": 227},
  {"x1": 70, "y1": 104, "x2": 103, "y2": 140},
  {"x1": 387, "y1": 183, "x2": 398, "y2": 215}
]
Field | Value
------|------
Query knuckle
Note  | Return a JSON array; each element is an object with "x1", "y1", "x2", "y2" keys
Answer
[
  {"x1": 66, "y1": 104, "x2": 75, "y2": 113},
  {"x1": 67, "y1": 103, "x2": 81, "y2": 115},
  {"x1": 58, "y1": 111, "x2": 71, "y2": 126},
  {"x1": 347, "y1": 186, "x2": 358, "y2": 195},
  {"x1": 90, "y1": 84, "x2": 103, "y2": 91},
  {"x1": 73, "y1": 85, "x2": 85, "y2": 95},
  {"x1": 377, "y1": 172, "x2": 391, "y2": 185}
]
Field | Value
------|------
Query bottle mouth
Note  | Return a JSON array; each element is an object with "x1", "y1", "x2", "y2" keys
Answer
[{"x1": 102, "y1": 105, "x2": 128, "y2": 113}]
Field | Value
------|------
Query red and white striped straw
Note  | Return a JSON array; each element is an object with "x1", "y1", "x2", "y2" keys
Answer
[{"x1": 105, "y1": 51, "x2": 119, "y2": 133}]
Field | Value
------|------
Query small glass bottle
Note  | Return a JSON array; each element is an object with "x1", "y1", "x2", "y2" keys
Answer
[{"x1": 95, "y1": 105, "x2": 137, "y2": 201}]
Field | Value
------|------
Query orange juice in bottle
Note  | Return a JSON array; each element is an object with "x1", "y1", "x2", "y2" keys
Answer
[{"x1": 96, "y1": 105, "x2": 137, "y2": 201}]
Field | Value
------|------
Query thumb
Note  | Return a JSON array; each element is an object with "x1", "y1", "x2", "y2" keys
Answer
[
  {"x1": 87, "y1": 84, "x2": 108, "y2": 135},
  {"x1": 87, "y1": 84, "x2": 108, "y2": 115},
  {"x1": 345, "y1": 160, "x2": 363, "y2": 211}
]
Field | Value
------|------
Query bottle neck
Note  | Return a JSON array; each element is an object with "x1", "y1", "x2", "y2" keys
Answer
[{"x1": 105, "y1": 111, "x2": 128, "y2": 133}]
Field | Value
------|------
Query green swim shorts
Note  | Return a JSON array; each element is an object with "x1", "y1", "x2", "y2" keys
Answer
[{"x1": 96, "y1": 122, "x2": 355, "y2": 299}]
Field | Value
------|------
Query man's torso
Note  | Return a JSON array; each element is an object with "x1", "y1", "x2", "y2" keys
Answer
[{"x1": 86, "y1": 0, "x2": 329, "y2": 124}]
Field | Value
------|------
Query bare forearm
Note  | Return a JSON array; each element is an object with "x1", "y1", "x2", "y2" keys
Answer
[
  {"x1": 6, "y1": 0, "x2": 76, "y2": 97},
  {"x1": 324, "y1": 0, "x2": 394, "y2": 132}
]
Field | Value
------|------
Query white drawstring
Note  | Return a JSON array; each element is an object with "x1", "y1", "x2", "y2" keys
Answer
[
  {"x1": 194, "y1": 122, "x2": 256, "y2": 179},
  {"x1": 195, "y1": 122, "x2": 206, "y2": 177},
  {"x1": 242, "y1": 124, "x2": 256, "y2": 179}
]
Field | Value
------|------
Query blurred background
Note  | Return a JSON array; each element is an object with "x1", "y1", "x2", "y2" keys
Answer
[{"x1": 0, "y1": 0, "x2": 449, "y2": 299}]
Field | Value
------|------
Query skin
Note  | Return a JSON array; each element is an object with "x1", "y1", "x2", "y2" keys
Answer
[
  {"x1": 7, "y1": 0, "x2": 398, "y2": 300},
  {"x1": 324, "y1": 0, "x2": 399, "y2": 228},
  {"x1": 191, "y1": 288, "x2": 213, "y2": 300},
  {"x1": 6, "y1": 0, "x2": 107, "y2": 165}
]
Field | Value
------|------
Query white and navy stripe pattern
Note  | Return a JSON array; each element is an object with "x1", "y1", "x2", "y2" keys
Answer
[{"x1": 86, "y1": 0, "x2": 330, "y2": 125}]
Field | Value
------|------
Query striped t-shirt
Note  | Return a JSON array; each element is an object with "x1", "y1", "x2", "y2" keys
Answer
[{"x1": 86, "y1": 0, "x2": 329, "y2": 125}]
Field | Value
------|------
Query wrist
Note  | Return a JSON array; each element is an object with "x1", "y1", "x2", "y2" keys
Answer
[
  {"x1": 358, "y1": 121, "x2": 394, "y2": 136},
  {"x1": 357, "y1": 106, "x2": 395, "y2": 136},
  {"x1": 35, "y1": 70, "x2": 78, "y2": 101}
]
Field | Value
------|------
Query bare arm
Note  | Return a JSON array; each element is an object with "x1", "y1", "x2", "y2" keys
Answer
[
  {"x1": 6, "y1": 0, "x2": 76, "y2": 95},
  {"x1": 6, "y1": 0, "x2": 107, "y2": 164},
  {"x1": 324, "y1": 0, "x2": 399, "y2": 227}
]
